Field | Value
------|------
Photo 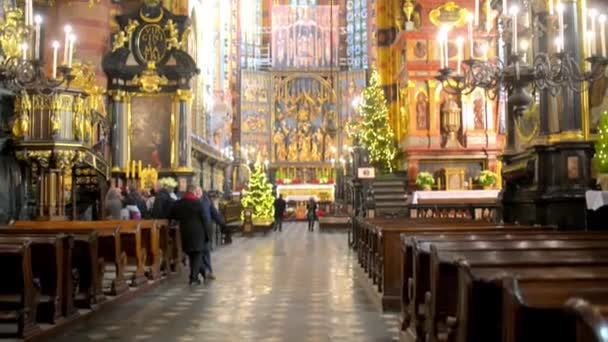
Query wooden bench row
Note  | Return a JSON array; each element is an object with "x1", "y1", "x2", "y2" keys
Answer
[
  {"x1": 399, "y1": 229, "x2": 608, "y2": 342},
  {"x1": 352, "y1": 216, "x2": 553, "y2": 310},
  {"x1": 0, "y1": 219, "x2": 182, "y2": 339}
]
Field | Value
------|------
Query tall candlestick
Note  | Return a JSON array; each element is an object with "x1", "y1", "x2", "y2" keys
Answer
[
  {"x1": 475, "y1": 0, "x2": 480, "y2": 26},
  {"x1": 68, "y1": 34, "x2": 75, "y2": 67},
  {"x1": 52, "y1": 41, "x2": 59, "y2": 79},
  {"x1": 557, "y1": 3, "x2": 564, "y2": 52},
  {"x1": 467, "y1": 13, "x2": 474, "y2": 58},
  {"x1": 600, "y1": 15, "x2": 607, "y2": 57},
  {"x1": 34, "y1": 15, "x2": 42, "y2": 60},
  {"x1": 590, "y1": 9, "x2": 598, "y2": 56},
  {"x1": 456, "y1": 36, "x2": 464, "y2": 74},
  {"x1": 21, "y1": 43, "x2": 27, "y2": 61},
  {"x1": 63, "y1": 25, "x2": 72, "y2": 65},
  {"x1": 510, "y1": 6, "x2": 519, "y2": 54}
]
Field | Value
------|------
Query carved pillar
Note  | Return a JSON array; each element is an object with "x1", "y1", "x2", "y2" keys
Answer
[
  {"x1": 174, "y1": 90, "x2": 193, "y2": 168},
  {"x1": 110, "y1": 90, "x2": 128, "y2": 170},
  {"x1": 536, "y1": 12, "x2": 551, "y2": 137}
]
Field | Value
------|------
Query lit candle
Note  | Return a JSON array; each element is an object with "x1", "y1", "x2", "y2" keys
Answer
[
  {"x1": 502, "y1": 0, "x2": 507, "y2": 15},
  {"x1": 557, "y1": 3, "x2": 564, "y2": 52},
  {"x1": 52, "y1": 41, "x2": 59, "y2": 79},
  {"x1": 554, "y1": 37, "x2": 562, "y2": 53},
  {"x1": 25, "y1": 0, "x2": 32, "y2": 25},
  {"x1": 63, "y1": 25, "x2": 72, "y2": 65},
  {"x1": 34, "y1": 15, "x2": 42, "y2": 60},
  {"x1": 475, "y1": 0, "x2": 480, "y2": 26},
  {"x1": 548, "y1": 0, "x2": 554, "y2": 16},
  {"x1": 590, "y1": 9, "x2": 598, "y2": 56},
  {"x1": 21, "y1": 43, "x2": 28, "y2": 61},
  {"x1": 600, "y1": 15, "x2": 607, "y2": 57},
  {"x1": 456, "y1": 36, "x2": 464, "y2": 74},
  {"x1": 437, "y1": 31, "x2": 445, "y2": 68},
  {"x1": 485, "y1": 0, "x2": 492, "y2": 31},
  {"x1": 481, "y1": 43, "x2": 489, "y2": 60},
  {"x1": 467, "y1": 13, "x2": 474, "y2": 58},
  {"x1": 510, "y1": 5, "x2": 519, "y2": 55},
  {"x1": 68, "y1": 34, "x2": 76, "y2": 67},
  {"x1": 520, "y1": 39, "x2": 529, "y2": 61},
  {"x1": 587, "y1": 31, "x2": 595, "y2": 61}
]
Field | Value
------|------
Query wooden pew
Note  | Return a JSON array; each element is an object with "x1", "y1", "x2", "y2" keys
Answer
[
  {"x1": 0, "y1": 228, "x2": 103, "y2": 308},
  {"x1": 368, "y1": 220, "x2": 550, "y2": 311},
  {"x1": 501, "y1": 276, "x2": 608, "y2": 342},
  {"x1": 0, "y1": 241, "x2": 40, "y2": 339},
  {"x1": 427, "y1": 246, "x2": 608, "y2": 342},
  {"x1": 159, "y1": 222, "x2": 183, "y2": 274},
  {"x1": 10, "y1": 222, "x2": 128, "y2": 296},
  {"x1": 400, "y1": 231, "x2": 608, "y2": 335},
  {"x1": 565, "y1": 298, "x2": 608, "y2": 342},
  {"x1": 0, "y1": 235, "x2": 70, "y2": 324}
]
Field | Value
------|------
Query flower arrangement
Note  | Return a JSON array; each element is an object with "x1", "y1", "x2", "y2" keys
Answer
[
  {"x1": 311, "y1": 178, "x2": 320, "y2": 184},
  {"x1": 415, "y1": 172, "x2": 435, "y2": 190},
  {"x1": 158, "y1": 177, "x2": 178, "y2": 189},
  {"x1": 292, "y1": 178, "x2": 301, "y2": 184},
  {"x1": 477, "y1": 170, "x2": 498, "y2": 188},
  {"x1": 327, "y1": 178, "x2": 335, "y2": 184}
]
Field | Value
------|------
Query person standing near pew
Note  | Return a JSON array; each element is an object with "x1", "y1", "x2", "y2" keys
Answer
[
  {"x1": 195, "y1": 186, "x2": 227, "y2": 281},
  {"x1": 169, "y1": 184, "x2": 209, "y2": 286},
  {"x1": 104, "y1": 183, "x2": 123, "y2": 219},
  {"x1": 152, "y1": 181, "x2": 175, "y2": 219},
  {"x1": 306, "y1": 197, "x2": 318, "y2": 232},
  {"x1": 273, "y1": 194, "x2": 286, "y2": 232}
]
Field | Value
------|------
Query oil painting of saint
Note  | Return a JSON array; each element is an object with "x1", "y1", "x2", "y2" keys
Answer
[
  {"x1": 130, "y1": 96, "x2": 172, "y2": 169},
  {"x1": 416, "y1": 91, "x2": 429, "y2": 130}
]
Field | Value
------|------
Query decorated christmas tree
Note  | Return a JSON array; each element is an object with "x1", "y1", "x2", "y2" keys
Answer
[
  {"x1": 354, "y1": 69, "x2": 398, "y2": 172},
  {"x1": 595, "y1": 111, "x2": 608, "y2": 173},
  {"x1": 241, "y1": 156, "x2": 275, "y2": 219}
]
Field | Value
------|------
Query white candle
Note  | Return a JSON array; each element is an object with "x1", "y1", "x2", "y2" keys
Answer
[
  {"x1": 25, "y1": 0, "x2": 32, "y2": 25},
  {"x1": 600, "y1": 15, "x2": 607, "y2": 57},
  {"x1": 510, "y1": 6, "x2": 519, "y2": 54},
  {"x1": 437, "y1": 32, "x2": 445, "y2": 68},
  {"x1": 444, "y1": 26, "x2": 449, "y2": 68},
  {"x1": 52, "y1": 41, "x2": 59, "y2": 79},
  {"x1": 520, "y1": 39, "x2": 529, "y2": 61},
  {"x1": 21, "y1": 43, "x2": 28, "y2": 61},
  {"x1": 34, "y1": 15, "x2": 42, "y2": 60},
  {"x1": 63, "y1": 25, "x2": 72, "y2": 65},
  {"x1": 502, "y1": 0, "x2": 507, "y2": 15},
  {"x1": 475, "y1": 0, "x2": 480, "y2": 26},
  {"x1": 485, "y1": 0, "x2": 492, "y2": 31},
  {"x1": 555, "y1": 37, "x2": 562, "y2": 52},
  {"x1": 481, "y1": 43, "x2": 489, "y2": 60},
  {"x1": 557, "y1": 3, "x2": 564, "y2": 52},
  {"x1": 467, "y1": 13, "x2": 474, "y2": 58},
  {"x1": 590, "y1": 9, "x2": 598, "y2": 55},
  {"x1": 456, "y1": 36, "x2": 464, "y2": 74},
  {"x1": 587, "y1": 31, "x2": 594, "y2": 59},
  {"x1": 68, "y1": 34, "x2": 76, "y2": 67},
  {"x1": 548, "y1": 0, "x2": 554, "y2": 16}
]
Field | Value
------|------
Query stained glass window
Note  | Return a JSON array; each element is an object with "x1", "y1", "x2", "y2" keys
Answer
[{"x1": 346, "y1": 0, "x2": 367, "y2": 69}]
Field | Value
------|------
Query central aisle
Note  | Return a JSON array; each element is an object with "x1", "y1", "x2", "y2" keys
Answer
[{"x1": 49, "y1": 222, "x2": 400, "y2": 342}]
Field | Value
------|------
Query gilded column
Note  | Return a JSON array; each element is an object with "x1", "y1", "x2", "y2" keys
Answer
[
  {"x1": 376, "y1": 0, "x2": 401, "y2": 142},
  {"x1": 110, "y1": 90, "x2": 128, "y2": 170},
  {"x1": 175, "y1": 89, "x2": 193, "y2": 168}
]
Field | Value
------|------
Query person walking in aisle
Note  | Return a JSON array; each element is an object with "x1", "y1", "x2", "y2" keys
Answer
[
  {"x1": 273, "y1": 194, "x2": 286, "y2": 232},
  {"x1": 169, "y1": 184, "x2": 208, "y2": 286},
  {"x1": 306, "y1": 197, "x2": 317, "y2": 232},
  {"x1": 195, "y1": 186, "x2": 227, "y2": 281}
]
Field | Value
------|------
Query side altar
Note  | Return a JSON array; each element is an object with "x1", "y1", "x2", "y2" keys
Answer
[
  {"x1": 102, "y1": 0, "x2": 198, "y2": 189},
  {"x1": 276, "y1": 184, "x2": 335, "y2": 203}
]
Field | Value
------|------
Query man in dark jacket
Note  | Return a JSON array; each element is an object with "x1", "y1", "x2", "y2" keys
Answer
[
  {"x1": 168, "y1": 184, "x2": 209, "y2": 285},
  {"x1": 195, "y1": 186, "x2": 227, "y2": 280},
  {"x1": 273, "y1": 194, "x2": 286, "y2": 232},
  {"x1": 128, "y1": 186, "x2": 148, "y2": 218},
  {"x1": 152, "y1": 182, "x2": 174, "y2": 219}
]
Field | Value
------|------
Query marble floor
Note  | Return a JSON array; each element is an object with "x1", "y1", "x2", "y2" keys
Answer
[{"x1": 47, "y1": 222, "x2": 400, "y2": 342}]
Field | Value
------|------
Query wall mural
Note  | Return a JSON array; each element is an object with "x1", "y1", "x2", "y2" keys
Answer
[
  {"x1": 240, "y1": 70, "x2": 271, "y2": 160},
  {"x1": 271, "y1": 5, "x2": 339, "y2": 69},
  {"x1": 272, "y1": 74, "x2": 336, "y2": 163},
  {"x1": 130, "y1": 96, "x2": 173, "y2": 169},
  {"x1": 208, "y1": 90, "x2": 233, "y2": 150}
]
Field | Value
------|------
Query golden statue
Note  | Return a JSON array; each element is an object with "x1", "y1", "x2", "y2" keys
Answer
[
  {"x1": 83, "y1": 112, "x2": 92, "y2": 143},
  {"x1": 165, "y1": 20, "x2": 180, "y2": 50},
  {"x1": 288, "y1": 140, "x2": 299, "y2": 161},
  {"x1": 12, "y1": 92, "x2": 31, "y2": 138},
  {"x1": 72, "y1": 96, "x2": 85, "y2": 141},
  {"x1": 273, "y1": 130, "x2": 287, "y2": 161},
  {"x1": 112, "y1": 31, "x2": 127, "y2": 52},
  {"x1": 300, "y1": 135, "x2": 312, "y2": 161},
  {"x1": 310, "y1": 140, "x2": 320, "y2": 161}
]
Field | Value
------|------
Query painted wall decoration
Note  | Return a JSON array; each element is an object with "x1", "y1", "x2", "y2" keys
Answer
[
  {"x1": 130, "y1": 95, "x2": 173, "y2": 169},
  {"x1": 271, "y1": 5, "x2": 339, "y2": 69},
  {"x1": 272, "y1": 74, "x2": 336, "y2": 163},
  {"x1": 208, "y1": 90, "x2": 233, "y2": 150},
  {"x1": 240, "y1": 70, "x2": 271, "y2": 160}
]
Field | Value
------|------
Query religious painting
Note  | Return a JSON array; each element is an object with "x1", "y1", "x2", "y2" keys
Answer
[
  {"x1": 472, "y1": 90, "x2": 485, "y2": 130},
  {"x1": 271, "y1": 5, "x2": 339, "y2": 69},
  {"x1": 407, "y1": 40, "x2": 428, "y2": 61},
  {"x1": 567, "y1": 156, "x2": 580, "y2": 180},
  {"x1": 207, "y1": 90, "x2": 233, "y2": 150},
  {"x1": 272, "y1": 74, "x2": 336, "y2": 163},
  {"x1": 130, "y1": 95, "x2": 172, "y2": 170},
  {"x1": 240, "y1": 70, "x2": 272, "y2": 162}
]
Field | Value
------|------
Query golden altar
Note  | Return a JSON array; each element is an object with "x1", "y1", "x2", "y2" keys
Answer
[{"x1": 276, "y1": 184, "x2": 335, "y2": 203}]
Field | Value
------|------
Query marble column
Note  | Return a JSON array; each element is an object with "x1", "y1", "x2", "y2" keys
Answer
[
  {"x1": 175, "y1": 90, "x2": 192, "y2": 168},
  {"x1": 110, "y1": 90, "x2": 128, "y2": 169}
]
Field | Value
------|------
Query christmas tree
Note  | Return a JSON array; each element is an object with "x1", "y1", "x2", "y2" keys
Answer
[
  {"x1": 241, "y1": 157, "x2": 275, "y2": 219},
  {"x1": 595, "y1": 111, "x2": 608, "y2": 173},
  {"x1": 354, "y1": 69, "x2": 398, "y2": 172}
]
